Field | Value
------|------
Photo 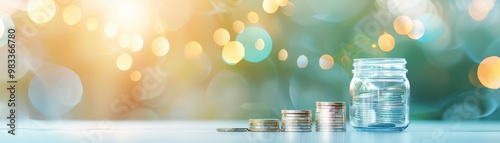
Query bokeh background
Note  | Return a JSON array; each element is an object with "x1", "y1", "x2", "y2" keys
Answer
[{"x1": 0, "y1": 0, "x2": 499, "y2": 122}]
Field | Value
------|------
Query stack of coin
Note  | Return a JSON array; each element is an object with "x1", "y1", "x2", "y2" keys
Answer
[
  {"x1": 248, "y1": 119, "x2": 280, "y2": 132},
  {"x1": 281, "y1": 110, "x2": 312, "y2": 132},
  {"x1": 315, "y1": 102, "x2": 346, "y2": 132}
]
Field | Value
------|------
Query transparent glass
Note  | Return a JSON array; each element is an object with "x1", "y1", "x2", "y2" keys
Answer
[{"x1": 349, "y1": 58, "x2": 410, "y2": 131}]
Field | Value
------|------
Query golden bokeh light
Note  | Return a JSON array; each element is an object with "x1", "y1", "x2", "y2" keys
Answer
[
  {"x1": 408, "y1": 20, "x2": 425, "y2": 40},
  {"x1": 378, "y1": 32, "x2": 395, "y2": 52},
  {"x1": 86, "y1": 17, "x2": 99, "y2": 31},
  {"x1": 130, "y1": 71, "x2": 142, "y2": 81},
  {"x1": 116, "y1": 53, "x2": 133, "y2": 71},
  {"x1": 319, "y1": 54, "x2": 334, "y2": 70},
  {"x1": 248, "y1": 11, "x2": 260, "y2": 24},
  {"x1": 371, "y1": 44, "x2": 377, "y2": 48},
  {"x1": 278, "y1": 49, "x2": 288, "y2": 61},
  {"x1": 281, "y1": 2, "x2": 296, "y2": 16},
  {"x1": 276, "y1": 0, "x2": 289, "y2": 6},
  {"x1": 297, "y1": 55, "x2": 308, "y2": 68},
  {"x1": 477, "y1": 56, "x2": 500, "y2": 89},
  {"x1": 104, "y1": 22, "x2": 118, "y2": 38},
  {"x1": 255, "y1": 38, "x2": 265, "y2": 51},
  {"x1": 27, "y1": 0, "x2": 56, "y2": 24},
  {"x1": 153, "y1": 18, "x2": 169, "y2": 34},
  {"x1": 63, "y1": 5, "x2": 81, "y2": 26},
  {"x1": 222, "y1": 41, "x2": 245, "y2": 65},
  {"x1": 393, "y1": 16, "x2": 413, "y2": 35},
  {"x1": 129, "y1": 34, "x2": 144, "y2": 52},
  {"x1": 263, "y1": 0, "x2": 279, "y2": 14},
  {"x1": 184, "y1": 41, "x2": 203, "y2": 60},
  {"x1": 214, "y1": 28, "x2": 230, "y2": 46},
  {"x1": 118, "y1": 34, "x2": 131, "y2": 48},
  {"x1": 152, "y1": 37, "x2": 170, "y2": 57},
  {"x1": 233, "y1": 20, "x2": 245, "y2": 33}
]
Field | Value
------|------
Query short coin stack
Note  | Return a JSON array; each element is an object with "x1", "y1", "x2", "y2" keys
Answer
[
  {"x1": 248, "y1": 119, "x2": 280, "y2": 132},
  {"x1": 315, "y1": 102, "x2": 346, "y2": 132},
  {"x1": 281, "y1": 110, "x2": 312, "y2": 132}
]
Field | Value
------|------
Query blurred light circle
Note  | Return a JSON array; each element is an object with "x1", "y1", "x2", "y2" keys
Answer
[
  {"x1": 222, "y1": 41, "x2": 245, "y2": 65},
  {"x1": 276, "y1": 0, "x2": 289, "y2": 6},
  {"x1": 393, "y1": 16, "x2": 413, "y2": 35},
  {"x1": 236, "y1": 27, "x2": 273, "y2": 63},
  {"x1": 118, "y1": 34, "x2": 131, "y2": 48},
  {"x1": 255, "y1": 38, "x2": 265, "y2": 51},
  {"x1": 477, "y1": 56, "x2": 500, "y2": 89},
  {"x1": 232, "y1": 20, "x2": 245, "y2": 33},
  {"x1": 289, "y1": 65, "x2": 350, "y2": 110},
  {"x1": 116, "y1": 53, "x2": 133, "y2": 71},
  {"x1": 371, "y1": 44, "x2": 377, "y2": 48},
  {"x1": 307, "y1": 0, "x2": 367, "y2": 22},
  {"x1": 104, "y1": 22, "x2": 118, "y2": 38},
  {"x1": 281, "y1": 1, "x2": 296, "y2": 16},
  {"x1": 86, "y1": 17, "x2": 99, "y2": 31},
  {"x1": 152, "y1": 37, "x2": 170, "y2": 57},
  {"x1": 468, "y1": 0, "x2": 490, "y2": 22},
  {"x1": 263, "y1": 0, "x2": 279, "y2": 14},
  {"x1": 184, "y1": 41, "x2": 203, "y2": 60},
  {"x1": 130, "y1": 71, "x2": 142, "y2": 82},
  {"x1": 0, "y1": 12, "x2": 15, "y2": 47},
  {"x1": 278, "y1": 49, "x2": 288, "y2": 61},
  {"x1": 129, "y1": 34, "x2": 144, "y2": 52},
  {"x1": 319, "y1": 54, "x2": 334, "y2": 70},
  {"x1": 156, "y1": 0, "x2": 192, "y2": 31},
  {"x1": 63, "y1": 5, "x2": 81, "y2": 26},
  {"x1": 297, "y1": 55, "x2": 308, "y2": 68},
  {"x1": 378, "y1": 32, "x2": 395, "y2": 52},
  {"x1": 416, "y1": 14, "x2": 446, "y2": 43},
  {"x1": 247, "y1": 11, "x2": 259, "y2": 24},
  {"x1": 408, "y1": 20, "x2": 425, "y2": 40},
  {"x1": 213, "y1": 28, "x2": 230, "y2": 46},
  {"x1": 27, "y1": 0, "x2": 56, "y2": 24},
  {"x1": 28, "y1": 64, "x2": 83, "y2": 117}
]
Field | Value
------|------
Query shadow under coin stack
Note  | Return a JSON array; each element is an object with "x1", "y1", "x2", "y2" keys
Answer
[
  {"x1": 281, "y1": 110, "x2": 312, "y2": 132},
  {"x1": 315, "y1": 102, "x2": 346, "y2": 132},
  {"x1": 248, "y1": 119, "x2": 280, "y2": 132}
]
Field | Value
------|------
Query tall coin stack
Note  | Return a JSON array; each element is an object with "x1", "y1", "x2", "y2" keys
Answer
[
  {"x1": 248, "y1": 119, "x2": 280, "y2": 132},
  {"x1": 315, "y1": 102, "x2": 346, "y2": 132},
  {"x1": 281, "y1": 110, "x2": 312, "y2": 132}
]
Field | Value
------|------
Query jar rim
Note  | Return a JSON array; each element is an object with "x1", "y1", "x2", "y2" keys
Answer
[{"x1": 353, "y1": 58, "x2": 406, "y2": 64}]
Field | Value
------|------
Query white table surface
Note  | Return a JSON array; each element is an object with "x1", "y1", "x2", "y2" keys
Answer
[{"x1": 1, "y1": 120, "x2": 500, "y2": 143}]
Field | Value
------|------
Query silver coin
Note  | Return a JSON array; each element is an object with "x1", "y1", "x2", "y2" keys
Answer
[
  {"x1": 249, "y1": 125, "x2": 279, "y2": 129},
  {"x1": 316, "y1": 128, "x2": 346, "y2": 132},
  {"x1": 281, "y1": 113, "x2": 312, "y2": 117},
  {"x1": 249, "y1": 119, "x2": 279, "y2": 123},
  {"x1": 282, "y1": 116, "x2": 312, "y2": 121},
  {"x1": 316, "y1": 102, "x2": 345, "y2": 106},
  {"x1": 248, "y1": 128, "x2": 280, "y2": 132},
  {"x1": 217, "y1": 128, "x2": 249, "y2": 132},
  {"x1": 281, "y1": 110, "x2": 311, "y2": 114},
  {"x1": 281, "y1": 125, "x2": 311, "y2": 129},
  {"x1": 250, "y1": 123, "x2": 280, "y2": 126},
  {"x1": 281, "y1": 128, "x2": 312, "y2": 132}
]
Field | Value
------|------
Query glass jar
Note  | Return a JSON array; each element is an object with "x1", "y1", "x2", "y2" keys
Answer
[{"x1": 349, "y1": 58, "x2": 410, "y2": 131}]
